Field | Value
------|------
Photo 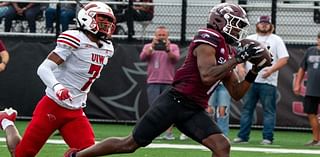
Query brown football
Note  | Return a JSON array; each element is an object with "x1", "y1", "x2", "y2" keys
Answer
[{"x1": 238, "y1": 38, "x2": 273, "y2": 66}]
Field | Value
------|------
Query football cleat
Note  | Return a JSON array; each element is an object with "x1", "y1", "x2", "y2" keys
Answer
[
  {"x1": 64, "y1": 148, "x2": 79, "y2": 157},
  {"x1": 0, "y1": 108, "x2": 17, "y2": 130}
]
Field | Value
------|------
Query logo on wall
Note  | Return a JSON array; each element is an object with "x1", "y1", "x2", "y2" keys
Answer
[{"x1": 96, "y1": 47, "x2": 189, "y2": 120}]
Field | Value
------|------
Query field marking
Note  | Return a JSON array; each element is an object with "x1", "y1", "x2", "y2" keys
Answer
[
  {"x1": 1, "y1": 138, "x2": 320, "y2": 154},
  {"x1": 147, "y1": 143, "x2": 320, "y2": 154}
]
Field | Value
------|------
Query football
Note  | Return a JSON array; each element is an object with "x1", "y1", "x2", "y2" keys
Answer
[{"x1": 238, "y1": 38, "x2": 273, "y2": 67}]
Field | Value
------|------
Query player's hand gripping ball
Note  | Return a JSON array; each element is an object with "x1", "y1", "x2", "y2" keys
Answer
[{"x1": 238, "y1": 39, "x2": 273, "y2": 67}]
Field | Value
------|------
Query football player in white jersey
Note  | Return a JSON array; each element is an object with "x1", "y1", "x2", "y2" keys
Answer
[{"x1": 0, "y1": 1, "x2": 116, "y2": 156}]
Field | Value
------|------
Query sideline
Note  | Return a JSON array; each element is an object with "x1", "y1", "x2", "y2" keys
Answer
[{"x1": 1, "y1": 138, "x2": 320, "y2": 154}]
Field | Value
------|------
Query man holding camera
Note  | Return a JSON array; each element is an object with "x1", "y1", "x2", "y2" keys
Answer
[{"x1": 140, "y1": 25, "x2": 180, "y2": 140}]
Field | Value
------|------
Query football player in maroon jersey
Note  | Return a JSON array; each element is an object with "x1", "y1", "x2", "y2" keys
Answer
[{"x1": 65, "y1": 3, "x2": 269, "y2": 157}]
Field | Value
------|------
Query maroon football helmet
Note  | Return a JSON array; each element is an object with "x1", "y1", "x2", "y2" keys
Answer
[{"x1": 208, "y1": 3, "x2": 249, "y2": 44}]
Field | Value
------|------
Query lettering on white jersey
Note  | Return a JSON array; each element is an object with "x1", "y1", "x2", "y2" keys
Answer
[
  {"x1": 57, "y1": 33, "x2": 80, "y2": 49},
  {"x1": 91, "y1": 53, "x2": 106, "y2": 64}
]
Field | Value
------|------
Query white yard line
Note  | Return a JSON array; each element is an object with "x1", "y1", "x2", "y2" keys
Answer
[
  {"x1": 147, "y1": 143, "x2": 320, "y2": 154},
  {"x1": 1, "y1": 138, "x2": 320, "y2": 154}
]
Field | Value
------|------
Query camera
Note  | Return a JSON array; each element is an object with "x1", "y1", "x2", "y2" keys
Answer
[{"x1": 153, "y1": 39, "x2": 167, "y2": 51}]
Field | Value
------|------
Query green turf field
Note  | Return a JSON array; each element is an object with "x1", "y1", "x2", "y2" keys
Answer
[{"x1": 0, "y1": 120, "x2": 319, "y2": 157}]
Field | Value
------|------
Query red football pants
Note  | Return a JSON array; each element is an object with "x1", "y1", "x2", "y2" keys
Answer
[{"x1": 15, "y1": 96, "x2": 95, "y2": 157}]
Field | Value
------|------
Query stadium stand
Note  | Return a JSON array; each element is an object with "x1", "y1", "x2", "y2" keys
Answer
[{"x1": 0, "y1": 0, "x2": 319, "y2": 44}]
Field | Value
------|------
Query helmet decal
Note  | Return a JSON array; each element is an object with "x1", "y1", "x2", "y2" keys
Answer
[{"x1": 84, "y1": 3, "x2": 98, "y2": 10}]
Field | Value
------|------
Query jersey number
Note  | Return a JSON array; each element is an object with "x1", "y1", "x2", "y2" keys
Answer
[{"x1": 81, "y1": 64, "x2": 102, "y2": 91}]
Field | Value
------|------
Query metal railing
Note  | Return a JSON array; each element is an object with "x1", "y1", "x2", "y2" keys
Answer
[{"x1": 0, "y1": 0, "x2": 319, "y2": 45}]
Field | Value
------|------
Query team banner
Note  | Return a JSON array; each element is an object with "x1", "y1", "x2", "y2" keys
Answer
[{"x1": 0, "y1": 36, "x2": 313, "y2": 129}]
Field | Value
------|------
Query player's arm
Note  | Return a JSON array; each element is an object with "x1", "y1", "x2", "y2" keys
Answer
[
  {"x1": 195, "y1": 44, "x2": 238, "y2": 86},
  {"x1": 223, "y1": 56, "x2": 273, "y2": 100},
  {"x1": 37, "y1": 52, "x2": 71, "y2": 101},
  {"x1": 195, "y1": 44, "x2": 252, "y2": 101},
  {"x1": 0, "y1": 49, "x2": 9, "y2": 72},
  {"x1": 37, "y1": 30, "x2": 80, "y2": 100},
  {"x1": 37, "y1": 52, "x2": 64, "y2": 88},
  {"x1": 222, "y1": 69, "x2": 252, "y2": 101},
  {"x1": 293, "y1": 67, "x2": 305, "y2": 96}
]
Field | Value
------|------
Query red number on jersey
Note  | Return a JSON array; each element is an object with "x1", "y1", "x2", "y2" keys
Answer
[{"x1": 81, "y1": 64, "x2": 102, "y2": 91}]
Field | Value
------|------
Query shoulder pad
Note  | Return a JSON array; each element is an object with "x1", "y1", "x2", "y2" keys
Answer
[
  {"x1": 56, "y1": 30, "x2": 81, "y2": 49},
  {"x1": 193, "y1": 29, "x2": 222, "y2": 48}
]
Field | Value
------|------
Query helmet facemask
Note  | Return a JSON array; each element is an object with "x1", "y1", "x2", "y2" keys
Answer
[
  {"x1": 94, "y1": 12, "x2": 116, "y2": 39},
  {"x1": 222, "y1": 13, "x2": 249, "y2": 42}
]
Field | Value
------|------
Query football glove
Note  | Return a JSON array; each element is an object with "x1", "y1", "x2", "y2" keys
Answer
[
  {"x1": 235, "y1": 42, "x2": 264, "y2": 63},
  {"x1": 251, "y1": 46, "x2": 273, "y2": 73},
  {"x1": 53, "y1": 83, "x2": 71, "y2": 101}
]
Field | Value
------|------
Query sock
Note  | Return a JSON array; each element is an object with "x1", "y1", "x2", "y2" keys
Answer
[{"x1": 1, "y1": 118, "x2": 14, "y2": 130}]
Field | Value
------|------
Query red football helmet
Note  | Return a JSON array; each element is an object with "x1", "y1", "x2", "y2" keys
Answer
[{"x1": 208, "y1": 3, "x2": 249, "y2": 43}]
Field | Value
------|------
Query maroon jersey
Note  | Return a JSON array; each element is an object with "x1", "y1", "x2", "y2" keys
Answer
[
  {"x1": 173, "y1": 28, "x2": 233, "y2": 108},
  {"x1": 0, "y1": 40, "x2": 6, "y2": 52}
]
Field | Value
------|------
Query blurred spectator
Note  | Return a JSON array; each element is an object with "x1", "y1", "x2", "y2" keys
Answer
[
  {"x1": 45, "y1": 0, "x2": 76, "y2": 33},
  {"x1": 4, "y1": 2, "x2": 41, "y2": 33},
  {"x1": 109, "y1": 0, "x2": 127, "y2": 15},
  {"x1": 293, "y1": 32, "x2": 320, "y2": 146},
  {"x1": 209, "y1": 84, "x2": 232, "y2": 135},
  {"x1": 233, "y1": 15, "x2": 289, "y2": 145},
  {"x1": 0, "y1": 39, "x2": 9, "y2": 72},
  {"x1": 0, "y1": 2, "x2": 10, "y2": 21},
  {"x1": 115, "y1": 0, "x2": 153, "y2": 36},
  {"x1": 208, "y1": 65, "x2": 245, "y2": 137},
  {"x1": 140, "y1": 26, "x2": 180, "y2": 140}
]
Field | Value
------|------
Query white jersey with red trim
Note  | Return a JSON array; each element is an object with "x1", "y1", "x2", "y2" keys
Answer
[{"x1": 45, "y1": 30, "x2": 114, "y2": 109}]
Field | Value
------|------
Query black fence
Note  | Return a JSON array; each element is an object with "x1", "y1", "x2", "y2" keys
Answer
[{"x1": 0, "y1": 0, "x2": 319, "y2": 45}]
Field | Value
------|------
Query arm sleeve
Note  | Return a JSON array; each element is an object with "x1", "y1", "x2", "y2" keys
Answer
[
  {"x1": 37, "y1": 59, "x2": 60, "y2": 89},
  {"x1": 37, "y1": 31, "x2": 79, "y2": 88}
]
